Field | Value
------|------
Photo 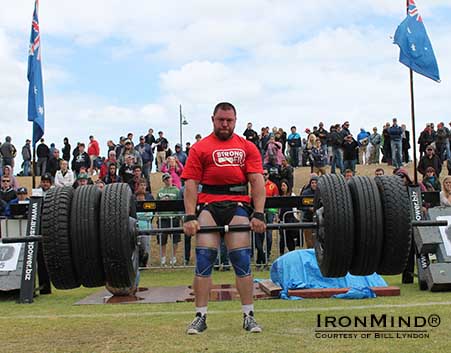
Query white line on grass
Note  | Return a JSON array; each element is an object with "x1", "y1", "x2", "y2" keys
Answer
[{"x1": 2, "y1": 301, "x2": 451, "y2": 320}]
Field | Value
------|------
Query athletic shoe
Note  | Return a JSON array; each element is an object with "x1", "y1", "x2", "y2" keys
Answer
[
  {"x1": 243, "y1": 311, "x2": 262, "y2": 333},
  {"x1": 187, "y1": 313, "x2": 207, "y2": 335},
  {"x1": 170, "y1": 257, "x2": 177, "y2": 265}
]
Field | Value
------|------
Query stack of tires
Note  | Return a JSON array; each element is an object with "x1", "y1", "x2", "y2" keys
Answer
[
  {"x1": 314, "y1": 174, "x2": 412, "y2": 278},
  {"x1": 41, "y1": 183, "x2": 138, "y2": 296}
]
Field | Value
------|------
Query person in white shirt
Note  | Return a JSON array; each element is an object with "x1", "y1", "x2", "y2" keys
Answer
[{"x1": 54, "y1": 160, "x2": 75, "y2": 187}]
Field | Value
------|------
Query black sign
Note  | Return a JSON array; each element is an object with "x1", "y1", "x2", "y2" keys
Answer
[{"x1": 19, "y1": 197, "x2": 43, "y2": 304}]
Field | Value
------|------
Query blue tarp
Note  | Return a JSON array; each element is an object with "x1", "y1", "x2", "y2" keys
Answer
[{"x1": 270, "y1": 249, "x2": 387, "y2": 300}]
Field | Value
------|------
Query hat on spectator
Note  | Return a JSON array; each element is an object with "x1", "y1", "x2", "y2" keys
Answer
[
  {"x1": 77, "y1": 172, "x2": 89, "y2": 180},
  {"x1": 41, "y1": 173, "x2": 53, "y2": 182},
  {"x1": 17, "y1": 187, "x2": 28, "y2": 194},
  {"x1": 124, "y1": 139, "x2": 132, "y2": 144},
  {"x1": 175, "y1": 143, "x2": 182, "y2": 148},
  {"x1": 162, "y1": 173, "x2": 171, "y2": 181}
]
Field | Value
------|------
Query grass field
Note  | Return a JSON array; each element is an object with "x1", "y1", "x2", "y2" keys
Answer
[{"x1": 1, "y1": 268, "x2": 450, "y2": 353}]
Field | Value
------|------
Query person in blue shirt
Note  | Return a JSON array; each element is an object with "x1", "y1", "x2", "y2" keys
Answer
[
  {"x1": 287, "y1": 126, "x2": 301, "y2": 167},
  {"x1": 172, "y1": 143, "x2": 188, "y2": 166},
  {"x1": 357, "y1": 128, "x2": 370, "y2": 165}
]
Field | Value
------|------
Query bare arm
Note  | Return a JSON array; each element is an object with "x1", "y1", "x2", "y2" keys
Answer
[
  {"x1": 183, "y1": 179, "x2": 199, "y2": 215},
  {"x1": 248, "y1": 172, "x2": 266, "y2": 233}
]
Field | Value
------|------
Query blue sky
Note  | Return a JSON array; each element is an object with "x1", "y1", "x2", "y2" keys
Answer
[{"x1": 1, "y1": 0, "x2": 451, "y2": 154}]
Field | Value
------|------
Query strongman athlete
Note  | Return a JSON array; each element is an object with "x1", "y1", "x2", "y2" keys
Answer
[{"x1": 182, "y1": 102, "x2": 266, "y2": 334}]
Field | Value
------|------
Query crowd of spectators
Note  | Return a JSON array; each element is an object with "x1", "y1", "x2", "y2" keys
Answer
[{"x1": 2, "y1": 118, "x2": 451, "y2": 265}]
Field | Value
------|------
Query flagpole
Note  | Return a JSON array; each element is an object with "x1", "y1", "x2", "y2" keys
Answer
[
  {"x1": 405, "y1": 0, "x2": 419, "y2": 185},
  {"x1": 409, "y1": 69, "x2": 418, "y2": 185},
  {"x1": 32, "y1": 144, "x2": 36, "y2": 188}
]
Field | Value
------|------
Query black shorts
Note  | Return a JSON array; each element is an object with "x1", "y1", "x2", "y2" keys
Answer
[
  {"x1": 157, "y1": 217, "x2": 181, "y2": 245},
  {"x1": 199, "y1": 201, "x2": 251, "y2": 235}
]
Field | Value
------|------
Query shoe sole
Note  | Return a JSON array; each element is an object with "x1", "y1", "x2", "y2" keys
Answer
[
  {"x1": 187, "y1": 328, "x2": 205, "y2": 335},
  {"x1": 248, "y1": 327, "x2": 262, "y2": 333}
]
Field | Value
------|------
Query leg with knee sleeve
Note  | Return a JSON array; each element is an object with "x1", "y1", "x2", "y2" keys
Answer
[
  {"x1": 195, "y1": 247, "x2": 218, "y2": 277},
  {"x1": 228, "y1": 247, "x2": 252, "y2": 277}
]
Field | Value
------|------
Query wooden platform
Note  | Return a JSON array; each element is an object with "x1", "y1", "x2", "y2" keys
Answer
[
  {"x1": 74, "y1": 283, "x2": 276, "y2": 305},
  {"x1": 287, "y1": 286, "x2": 400, "y2": 298}
]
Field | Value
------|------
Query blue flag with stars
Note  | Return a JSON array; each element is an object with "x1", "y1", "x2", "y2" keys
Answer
[
  {"x1": 27, "y1": 0, "x2": 45, "y2": 146},
  {"x1": 393, "y1": 0, "x2": 440, "y2": 82}
]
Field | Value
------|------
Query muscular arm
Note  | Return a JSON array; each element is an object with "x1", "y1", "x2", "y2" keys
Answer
[
  {"x1": 248, "y1": 172, "x2": 266, "y2": 213},
  {"x1": 183, "y1": 179, "x2": 199, "y2": 215}
]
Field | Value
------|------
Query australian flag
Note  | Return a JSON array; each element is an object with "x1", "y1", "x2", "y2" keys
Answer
[
  {"x1": 394, "y1": 0, "x2": 440, "y2": 82},
  {"x1": 27, "y1": 0, "x2": 45, "y2": 146}
]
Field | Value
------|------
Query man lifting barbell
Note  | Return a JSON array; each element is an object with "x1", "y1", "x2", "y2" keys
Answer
[{"x1": 182, "y1": 102, "x2": 266, "y2": 334}]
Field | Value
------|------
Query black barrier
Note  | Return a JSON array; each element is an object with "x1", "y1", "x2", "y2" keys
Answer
[{"x1": 19, "y1": 197, "x2": 42, "y2": 304}]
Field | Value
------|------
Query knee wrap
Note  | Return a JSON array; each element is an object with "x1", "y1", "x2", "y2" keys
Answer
[
  {"x1": 195, "y1": 247, "x2": 218, "y2": 277},
  {"x1": 228, "y1": 247, "x2": 252, "y2": 277}
]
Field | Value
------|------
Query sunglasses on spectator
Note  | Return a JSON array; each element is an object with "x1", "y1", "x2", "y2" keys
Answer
[
  {"x1": 2, "y1": 179, "x2": 10, "y2": 182},
  {"x1": 263, "y1": 173, "x2": 269, "y2": 176}
]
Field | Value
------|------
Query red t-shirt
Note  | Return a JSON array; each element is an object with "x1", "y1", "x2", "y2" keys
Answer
[{"x1": 181, "y1": 132, "x2": 263, "y2": 204}]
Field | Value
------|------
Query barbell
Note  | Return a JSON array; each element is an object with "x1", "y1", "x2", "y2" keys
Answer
[{"x1": 2, "y1": 175, "x2": 447, "y2": 296}]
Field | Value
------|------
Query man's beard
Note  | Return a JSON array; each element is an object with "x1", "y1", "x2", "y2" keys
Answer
[{"x1": 214, "y1": 128, "x2": 234, "y2": 140}]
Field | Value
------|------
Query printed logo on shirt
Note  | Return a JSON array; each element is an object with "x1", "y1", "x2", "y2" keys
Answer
[{"x1": 212, "y1": 149, "x2": 246, "y2": 167}]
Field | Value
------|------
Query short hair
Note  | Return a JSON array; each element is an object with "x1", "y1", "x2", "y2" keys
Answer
[
  {"x1": 133, "y1": 165, "x2": 142, "y2": 171},
  {"x1": 344, "y1": 169, "x2": 353, "y2": 174},
  {"x1": 375, "y1": 168, "x2": 384, "y2": 175},
  {"x1": 291, "y1": 126, "x2": 296, "y2": 130},
  {"x1": 213, "y1": 102, "x2": 236, "y2": 116},
  {"x1": 138, "y1": 177, "x2": 147, "y2": 184}
]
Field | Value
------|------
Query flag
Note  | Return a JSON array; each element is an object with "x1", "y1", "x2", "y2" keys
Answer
[
  {"x1": 393, "y1": 0, "x2": 440, "y2": 82},
  {"x1": 27, "y1": 0, "x2": 45, "y2": 146}
]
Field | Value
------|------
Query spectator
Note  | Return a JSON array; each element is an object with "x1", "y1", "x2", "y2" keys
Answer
[
  {"x1": 99, "y1": 150, "x2": 117, "y2": 180},
  {"x1": 3, "y1": 165, "x2": 19, "y2": 190},
  {"x1": 401, "y1": 124, "x2": 411, "y2": 164},
  {"x1": 279, "y1": 158, "x2": 294, "y2": 190},
  {"x1": 311, "y1": 139, "x2": 328, "y2": 176},
  {"x1": 36, "y1": 138, "x2": 49, "y2": 176},
  {"x1": 287, "y1": 126, "x2": 301, "y2": 167},
  {"x1": 115, "y1": 136, "x2": 126, "y2": 158},
  {"x1": 135, "y1": 136, "x2": 153, "y2": 178},
  {"x1": 185, "y1": 142, "x2": 191, "y2": 156},
  {"x1": 417, "y1": 146, "x2": 441, "y2": 177},
  {"x1": 72, "y1": 142, "x2": 81, "y2": 162},
  {"x1": 341, "y1": 121, "x2": 351, "y2": 139},
  {"x1": 381, "y1": 122, "x2": 392, "y2": 164},
  {"x1": 21, "y1": 139, "x2": 32, "y2": 176},
  {"x1": 278, "y1": 179, "x2": 299, "y2": 255},
  {"x1": 103, "y1": 163, "x2": 122, "y2": 184},
  {"x1": 118, "y1": 139, "x2": 142, "y2": 167},
  {"x1": 155, "y1": 131, "x2": 169, "y2": 172},
  {"x1": 263, "y1": 135, "x2": 283, "y2": 170},
  {"x1": 62, "y1": 137, "x2": 71, "y2": 163},
  {"x1": 129, "y1": 165, "x2": 151, "y2": 194},
  {"x1": 277, "y1": 128, "x2": 287, "y2": 155},
  {"x1": 119, "y1": 155, "x2": 135, "y2": 184},
  {"x1": 422, "y1": 167, "x2": 441, "y2": 192},
  {"x1": 161, "y1": 155, "x2": 184, "y2": 189},
  {"x1": 72, "y1": 143, "x2": 90, "y2": 176},
  {"x1": 418, "y1": 123, "x2": 434, "y2": 159},
  {"x1": 127, "y1": 132, "x2": 135, "y2": 147},
  {"x1": 342, "y1": 134, "x2": 358, "y2": 175},
  {"x1": 300, "y1": 176, "x2": 318, "y2": 248},
  {"x1": 55, "y1": 160, "x2": 75, "y2": 187},
  {"x1": 194, "y1": 134, "x2": 202, "y2": 143},
  {"x1": 49, "y1": 143, "x2": 56, "y2": 156},
  {"x1": 329, "y1": 124, "x2": 344, "y2": 174},
  {"x1": 357, "y1": 128, "x2": 370, "y2": 165},
  {"x1": 243, "y1": 122, "x2": 259, "y2": 146},
  {"x1": 435, "y1": 122, "x2": 448, "y2": 163},
  {"x1": 95, "y1": 179, "x2": 105, "y2": 191},
  {"x1": 344, "y1": 169, "x2": 354, "y2": 181},
  {"x1": 440, "y1": 176, "x2": 451, "y2": 207},
  {"x1": 315, "y1": 122, "x2": 329, "y2": 148},
  {"x1": 74, "y1": 172, "x2": 89, "y2": 188},
  {"x1": 172, "y1": 143, "x2": 187, "y2": 166},
  {"x1": 305, "y1": 132, "x2": 317, "y2": 171},
  {"x1": 368, "y1": 127, "x2": 381, "y2": 164},
  {"x1": 39, "y1": 173, "x2": 53, "y2": 194},
  {"x1": 106, "y1": 139, "x2": 115, "y2": 153},
  {"x1": 156, "y1": 173, "x2": 181, "y2": 266},
  {"x1": 145, "y1": 128, "x2": 156, "y2": 148},
  {"x1": 389, "y1": 118, "x2": 403, "y2": 168},
  {"x1": 135, "y1": 177, "x2": 154, "y2": 267},
  {"x1": 254, "y1": 169, "x2": 279, "y2": 268},
  {"x1": 0, "y1": 136, "x2": 17, "y2": 171},
  {"x1": 10, "y1": 187, "x2": 30, "y2": 205},
  {"x1": 88, "y1": 135, "x2": 100, "y2": 175},
  {"x1": 374, "y1": 168, "x2": 385, "y2": 177},
  {"x1": 0, "y1": 176, "x2": 17, "y2": 203},
  {"x1": 46, "y1": 149, "x2": 62, "y2": 177}
]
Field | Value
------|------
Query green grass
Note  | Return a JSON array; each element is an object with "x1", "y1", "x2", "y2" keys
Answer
[{"x1": 1, "y1": 269, "x2": 450, "y2": 353}]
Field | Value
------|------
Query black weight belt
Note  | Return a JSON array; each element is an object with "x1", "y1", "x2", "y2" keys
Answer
[{"x1": 201, "y1": 183, "x2": 249, "y2": 195}]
